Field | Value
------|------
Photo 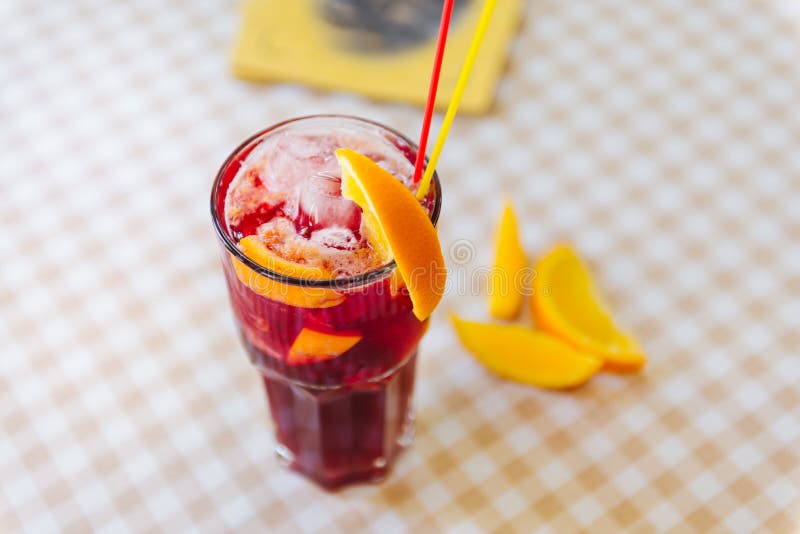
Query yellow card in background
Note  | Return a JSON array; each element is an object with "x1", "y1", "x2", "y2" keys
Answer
[{"x1": 232, "y1": 0, "x2": 522, "y2": 114}]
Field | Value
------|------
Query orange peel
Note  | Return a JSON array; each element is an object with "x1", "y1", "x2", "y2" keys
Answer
[
  {"x1": 450, "y1": 314, "x2": 602, "y2": 389},
  {"x1": 336, "y1": 148, "x2": 445, "y2": 320},
  {"x1": 488, "y1": 200, "x2": 527, "y2": 320},
  {"x1": 233, "y1": 235, "x2": 345, "y2": 308},
  {"x1": 287, "y1": 327, "x2": 362, "y2": 364},
  {"x1": 531, "y1": 245, "x2": 646, "y2": 372}
]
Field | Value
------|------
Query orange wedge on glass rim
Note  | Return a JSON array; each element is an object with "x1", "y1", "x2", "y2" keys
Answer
[
  {"x1": 232, "y1": 236, "x2": 345, "y2": 308},
  {"x1": 335, "y1": 148, "x2": 445, "y2": 320},
  {"x1": 287, "y1": 327, "x2": 362, "y2": 365},
  {"x1": 531, "y1": 245, "x2": 646, "y2": 372},
  {"x1": 450, "y1": 314, "x2": 602, "y2": 389},
  {"x1": 488, "y1": 200, "x2": 527, "y2": 320}
]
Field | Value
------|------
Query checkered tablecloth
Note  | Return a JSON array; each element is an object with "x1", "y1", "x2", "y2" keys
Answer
[{"x1": 2, "y1": 1, "x2": 799, "y2": 532}]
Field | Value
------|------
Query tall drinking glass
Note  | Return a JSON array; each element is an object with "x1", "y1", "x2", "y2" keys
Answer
[{"x1": 211, "y1": 116, "x2": 441, "y2": 488}]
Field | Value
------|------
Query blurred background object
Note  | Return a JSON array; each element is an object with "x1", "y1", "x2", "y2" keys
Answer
[
  {"x1": 231, "y1": 0, "x2": 522, "y2": 112},
  {"x1": 320, "y1": 0, "x2": 468, "y2": 51}
]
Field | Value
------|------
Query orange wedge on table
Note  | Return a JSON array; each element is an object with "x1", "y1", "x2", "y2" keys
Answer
[
  {"x1": 287, "y1": 327, "x2": 362, "y2": 365},
  {"x1": 336, "y1": 148, "x2": 445, "y2": 320},
  {"x1": 450, "y1": 314, "x2": 601, "y2": 389},
  {"x1": 531, "y1": 245, "x2": 646, "y2": 372},
  {"x1": 232, "y1": 235, "x2": 345, "y2": 308},
  {"x1": 488, "y1": 201, "x2": 527, "y2": 320}
]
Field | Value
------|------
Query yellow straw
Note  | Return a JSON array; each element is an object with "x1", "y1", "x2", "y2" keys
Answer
[{"x1": 416, "y1": 0, "x2": 498, "y2": 200}]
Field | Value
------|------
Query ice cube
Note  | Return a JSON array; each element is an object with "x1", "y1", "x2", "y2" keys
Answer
[
  {"x1": 310, "y1": 227, "x2": 360, "y2": 250},
  {"x1": 264, "y1": 132, "x2": 340, "y2": 194},
  {"x1": 297, "y1": 173, "x2": 362, "y2": 236},
  {"x1": 369, "y1": 153, "x2": 415, "y2": 188}
]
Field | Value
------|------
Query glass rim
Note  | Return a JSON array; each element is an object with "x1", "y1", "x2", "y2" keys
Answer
[{"x1": 210, "y1": 114, "x2": 442, "y2": 289}]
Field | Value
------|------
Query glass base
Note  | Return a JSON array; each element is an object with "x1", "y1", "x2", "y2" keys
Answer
[
  {"x1": 263, "y1": 352, "x2": 417, "y2": 489},
  {"x1": 273, "y1": 415, "x2": 414, "y2": 488}
]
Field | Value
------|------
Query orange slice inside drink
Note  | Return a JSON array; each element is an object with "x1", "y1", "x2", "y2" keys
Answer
[
  {"x1": 287, "y1": 327, "x2": 362, "y2": 364},
  {"x1": 232, "y1": 235, "x2": 345, "y2": 309}
]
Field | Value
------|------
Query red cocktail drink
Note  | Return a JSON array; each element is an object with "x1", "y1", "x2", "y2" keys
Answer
[{"x1": 211, "y1": 116, "x2": 441, "y2": 488}]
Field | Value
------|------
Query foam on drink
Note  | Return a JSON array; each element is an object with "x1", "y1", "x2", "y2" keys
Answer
[{"x1": 224, "y1": 122, "x2": 417, "y2": 278}]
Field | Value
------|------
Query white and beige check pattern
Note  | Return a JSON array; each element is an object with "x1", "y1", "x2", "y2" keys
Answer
[{"x1": 2, "y1": 0, "x2": 799, "y2": 532}]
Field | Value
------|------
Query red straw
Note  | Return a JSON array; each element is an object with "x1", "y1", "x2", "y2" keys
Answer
[{"x1": 413, "y1": 0, "x2": 455, "y2": 185}]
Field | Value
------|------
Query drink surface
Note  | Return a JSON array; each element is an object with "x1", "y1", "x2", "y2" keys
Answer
[{"x1": 224, "y1": 119, "x2": 420, "y2": 278}]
